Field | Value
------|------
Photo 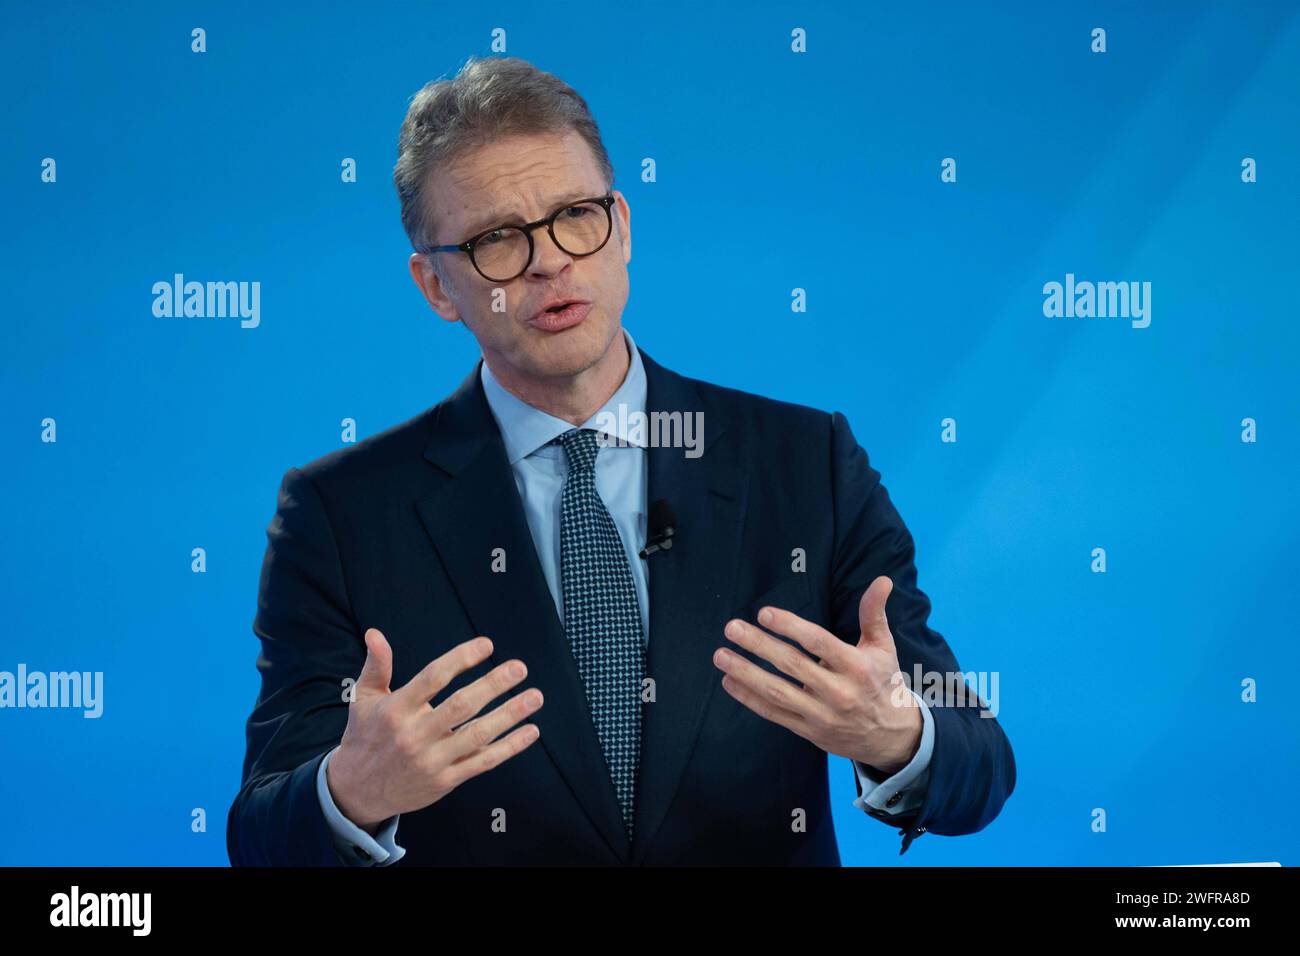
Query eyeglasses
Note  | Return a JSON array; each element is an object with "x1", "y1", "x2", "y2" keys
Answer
[{"x1": 420, "y1": 195, "x2": 616, "y2": 283}]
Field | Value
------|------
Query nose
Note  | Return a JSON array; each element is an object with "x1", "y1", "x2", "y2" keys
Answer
[{"x1": 525, "y1": 226, "x2": 575, "y2": 278}]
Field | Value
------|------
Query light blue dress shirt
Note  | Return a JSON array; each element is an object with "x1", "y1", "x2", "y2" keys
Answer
[{"x1": 316, "y1": 328, "x2": 934, "y2": 865}]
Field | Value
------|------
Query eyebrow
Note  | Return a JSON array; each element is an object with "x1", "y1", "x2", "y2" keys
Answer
[{"x1": 464, "y1": 193, "x2": 597, "y2": 236}]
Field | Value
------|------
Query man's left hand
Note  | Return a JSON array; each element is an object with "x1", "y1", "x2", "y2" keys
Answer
[{"x1": 712, "y1": 574, "x2": 922, "y2": 776}]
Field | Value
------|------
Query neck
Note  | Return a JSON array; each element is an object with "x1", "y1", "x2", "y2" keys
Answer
[{"x1": 485, "y1": 332, "x2": 630, "y2": 426}]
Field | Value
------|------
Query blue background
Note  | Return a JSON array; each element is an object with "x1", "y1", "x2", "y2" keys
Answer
[{"x1": 2, "y1": 0, "x2": 1297, "y2": 866}]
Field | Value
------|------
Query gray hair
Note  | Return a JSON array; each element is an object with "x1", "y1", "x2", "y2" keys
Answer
[{"x1": 394, "y1": 55, "x2": 616, "y2": 260}]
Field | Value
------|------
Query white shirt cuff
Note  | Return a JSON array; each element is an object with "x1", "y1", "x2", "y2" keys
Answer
[
  {"x1": 316, "y1": 745, "x2": 406, "y2": 865},
  {"x1": 852, "y1": 690, "x2": 934, "y2": 816}
]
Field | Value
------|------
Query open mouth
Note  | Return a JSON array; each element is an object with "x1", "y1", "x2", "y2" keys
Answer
[{"x1": 529, "y1": 300, "x2": 592, "y2": 332}]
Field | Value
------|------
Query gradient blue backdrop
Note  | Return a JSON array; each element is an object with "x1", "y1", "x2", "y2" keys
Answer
[{"x1": 3, "y1": 0, "x2": 1297, "y2": 866}]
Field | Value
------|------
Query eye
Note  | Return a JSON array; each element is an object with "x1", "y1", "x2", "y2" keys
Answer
[
  {"x1": 561, "y1": 205, "x2": 591, "y2": 219},
  {"x1": 478, "y1": 229, "x2": 507, "y2": 246}
]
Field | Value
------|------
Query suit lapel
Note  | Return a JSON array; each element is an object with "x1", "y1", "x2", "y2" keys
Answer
[
  {"x1": 632, "y1": 350, "x2": 750, "y2": 861},
  {"x1": 415, "y1": 363, "x2": 631, "y2": 861}
]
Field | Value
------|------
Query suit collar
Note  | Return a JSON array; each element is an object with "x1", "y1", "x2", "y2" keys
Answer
[{"x1": 422, "y1": 340, "x2": 725, "y2": 474}]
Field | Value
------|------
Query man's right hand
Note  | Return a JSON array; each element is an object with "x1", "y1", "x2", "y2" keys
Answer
[{"x1": 326, "y1": 627, "x2": 543, "y2": 833}]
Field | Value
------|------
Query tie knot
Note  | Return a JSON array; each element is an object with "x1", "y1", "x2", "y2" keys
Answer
[{"x1": 555, "y1": 427, "x2": 600, "y2": 472}]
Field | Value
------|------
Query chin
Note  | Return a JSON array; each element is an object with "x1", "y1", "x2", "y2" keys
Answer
[{"x1": 520, "y1": 316, "x2": 620, "y2": 379}]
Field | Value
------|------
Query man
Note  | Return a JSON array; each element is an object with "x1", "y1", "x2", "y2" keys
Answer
[{"x1": 227, "y1": 55, "x2": 1015, "y2": 866}]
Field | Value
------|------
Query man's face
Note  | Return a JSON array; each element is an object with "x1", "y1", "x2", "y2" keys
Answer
[{"x1": 410, "y1": 129, "x2": 632, "y2": 386}]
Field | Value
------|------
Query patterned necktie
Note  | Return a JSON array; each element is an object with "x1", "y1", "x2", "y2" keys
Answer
[{"x1": 555, "y1": 427, "x2": 645, "y2": 841}]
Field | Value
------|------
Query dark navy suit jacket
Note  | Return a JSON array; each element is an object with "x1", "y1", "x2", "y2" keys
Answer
[{"x1": 227, "y1": 347, "x2": 1015, "y2": 865}]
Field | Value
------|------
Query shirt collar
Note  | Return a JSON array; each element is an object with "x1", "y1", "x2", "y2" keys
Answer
[{"x1": 479, "y1": 327, "x2": 648, "y2": 464}]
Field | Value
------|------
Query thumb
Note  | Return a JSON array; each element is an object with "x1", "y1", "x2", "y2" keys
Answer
[
  {"x1": 355, "y1": 627, "x2": 394, "y2": 695},
  {"x1": 857, "y1": 576, "x2": 896, "y2": 651}
]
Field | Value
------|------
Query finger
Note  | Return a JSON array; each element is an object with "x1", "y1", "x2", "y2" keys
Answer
[
  {"x1": 425, "y1": 658, "x2": 532, "y2": 737},
  {"x1": 440, "y1": 686, "x2": 544, "y2": 762},
  {"x1": 722, "y1": 617, "x2": 834, "y2": 695},
  {"x1": 712, "y1": 646, "x2": 833, "y2": 725},
  {"x1": 439, "y1": 722, "x2": 542, "y2": 791},
  {"x1": 719, "y1": 673, "x2": 810, "y2": 738},
  {"x1": 751, "y1": 605, "x2": 858, "y2": 674},
  {"x1": 355, "y1": 627, "x2": 394, "y2": 695},
  {"x1": 857, "y1": 576, "x2": 897, "y2": 651},
  {"x1": 393, "y1": 636, "x2": 495, "y2": 712}
]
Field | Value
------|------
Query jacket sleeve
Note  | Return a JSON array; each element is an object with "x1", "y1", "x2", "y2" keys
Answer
[
  {"x1": 828, "y1": 411, "x2": 1016, "y2": 855},
  {"x1": 227, "y1": 466, "x2": 368, "y2": 866}
]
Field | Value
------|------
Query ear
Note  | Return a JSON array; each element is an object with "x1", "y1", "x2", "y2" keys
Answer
[
  {"x1": 612, "y1": 190, "x2": 631, "y2": 263},
  {"x1": 409, "y1": 252, "x2": 462, "y2": 324}
]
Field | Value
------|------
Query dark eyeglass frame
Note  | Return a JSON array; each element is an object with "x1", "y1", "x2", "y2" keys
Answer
[{"x1": 420, "y1": 194, "x2": 617, "y2": 282}]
